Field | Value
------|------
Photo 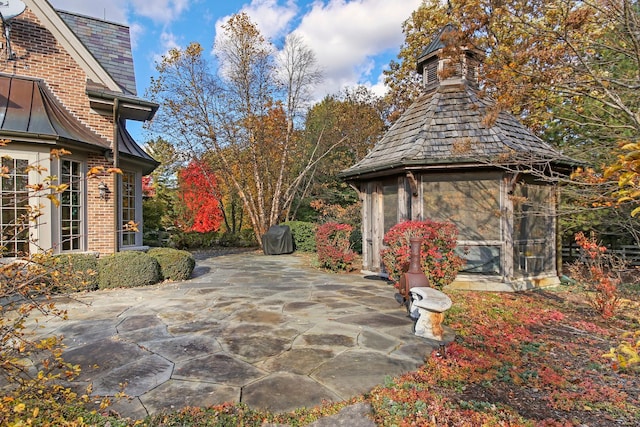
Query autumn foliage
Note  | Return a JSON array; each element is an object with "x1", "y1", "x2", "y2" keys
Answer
[
  {"x1": 315, "y1": 222, "x2": 356, "y2": 272},
  {"x1": 381, "y1": 220, "x2": 464, "y2": 289},
  {"x1": 176, "y1": 160, "x2": 223, "y2": 233},
  {"x1": 567, "y1": 232, "x2": 623, "y2": 319}
]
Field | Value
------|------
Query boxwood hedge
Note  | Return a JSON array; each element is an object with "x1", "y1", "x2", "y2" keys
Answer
[
  {"x1": 98, "y1": 251, "x2": 162, "y2": 289},
  {"x1": 147, "y1": 247, "x2": 195, "y2": 281}
]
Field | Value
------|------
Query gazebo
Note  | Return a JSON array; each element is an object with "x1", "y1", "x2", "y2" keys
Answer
[{"x1": 340, "y1": 26, "x2": 574, "y2": 291}]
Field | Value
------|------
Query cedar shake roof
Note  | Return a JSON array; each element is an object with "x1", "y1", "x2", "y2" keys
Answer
[
  {"x1": 340, "y1": 81, "x2": 571, "y2": 180},
  {"x1": 58, "y1": 10, "x2": 137, "y2": 96},
  {"x1": 0, "y1": 74, "x2": 158, "y2": 172}
]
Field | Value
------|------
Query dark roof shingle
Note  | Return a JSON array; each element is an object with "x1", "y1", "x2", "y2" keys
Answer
[
  {"x1": 340, "y1": 82, "x2": 569, "y2": 179},
  {"x1": 58, "y1": 10, "x2": 137, "y2": 96}
]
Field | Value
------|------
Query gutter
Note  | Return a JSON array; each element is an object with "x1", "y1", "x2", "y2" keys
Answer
[{"x1": 113, "y1": 98, "x2": 120, "y2": 253}]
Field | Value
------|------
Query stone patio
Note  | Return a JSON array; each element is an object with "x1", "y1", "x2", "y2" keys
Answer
[{"x1": 25, "y1": 251, "x2": 436, "y2": 419}]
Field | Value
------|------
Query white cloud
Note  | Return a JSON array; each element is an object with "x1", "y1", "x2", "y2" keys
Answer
[
  {"x1": 213, "y1": 0, "x2": 298, "y2": 53},
  {"x1": 49, "y1": 0, "x2": 129, "y2": 23},
  {"x1": 129, "y1": 0, "x2": 191, "y2": 25},
  {"x1": 128, "y1": 22, "x2": 145, "y2": 50},
  {"x1": 294, "y1": 0, "x2": 422, "y2": 97},
  {"x1": 151, "y1": 31, "x2": 182, "y2": 64},
  {"x1": 49, "y1": 0, "x2": 193, "y2": 25}
]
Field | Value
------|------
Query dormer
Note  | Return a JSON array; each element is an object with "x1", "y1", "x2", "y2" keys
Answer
[{"x1": 416, "y1": 24, "x2": 482, "y2": 90}]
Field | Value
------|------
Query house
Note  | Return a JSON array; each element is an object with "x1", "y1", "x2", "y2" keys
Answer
[
  {"x1": 0, "y1": 0, "x2": 158, "y2": 258},
  {"x1": 340, "y1": 26, "x2": 575, "y2": 291}
]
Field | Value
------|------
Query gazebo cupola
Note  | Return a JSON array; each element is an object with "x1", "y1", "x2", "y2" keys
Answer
[
  {"x1": 416, "y1": 24, "x2": 482, "y2": 91},
  {"x1": 339, "y1": 25, "x2": 575, "y2": 291}
]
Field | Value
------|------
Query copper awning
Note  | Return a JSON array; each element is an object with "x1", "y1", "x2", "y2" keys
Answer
[{"x1": 0, "y1": 74, "x2": 157, "y2": 173}]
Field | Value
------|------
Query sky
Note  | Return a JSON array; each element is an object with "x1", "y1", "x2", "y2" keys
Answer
[{"x1": 47, "y1": 0, "x2": 424, "y2": 139}]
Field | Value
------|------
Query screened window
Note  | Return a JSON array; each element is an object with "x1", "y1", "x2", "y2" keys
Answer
[
  {"x1": 60, "y1": 159, "x2": 83, "y2": 251},
  {"x1": 513, "y1": 184, "x2": 555, "y2": 274},
  {"x1": 423, "y1": 175, "x2": 502, "y2": 275},
  {"x1": 1, "y1": 157, "x2": 30, "y2": 256},
  {"x1": 383, "y1": 181, "x2": 398, "y2": 232},
  {"x1": 121, "y1": 171, "x2": 136, "y2": 246},
  {"x1": 422, "y1": 177, "x2": 501, "y2": 241}
]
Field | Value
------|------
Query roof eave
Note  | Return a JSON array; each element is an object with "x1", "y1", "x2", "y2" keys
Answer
[{"x1": 87, "y1": 89, "x2": 158, "y2": 122}]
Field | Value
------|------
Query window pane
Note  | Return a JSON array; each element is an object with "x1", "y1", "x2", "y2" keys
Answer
[
  {"x1": 59, "y1": 160, "x2": 83, "y2": 252},
  {"x1": 1, "y1": 157, "x2": 31, "y2": 256},
  {"x1": 513, "y1": 183, "x2": 554, "y2": 274},
  {"x1": 121, "y1": 171, "x2": 137, "y2": 247},
  {"x1": 383, "y1": 182, "x2": 398, "y2": 233},
  {"x1": 423, "y1": 178, "x2": 501, "y2": 241}
]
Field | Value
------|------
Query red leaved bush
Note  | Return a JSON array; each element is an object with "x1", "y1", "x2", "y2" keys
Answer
[
  {"x1": 381, "y1": 220, "x2": 464, "y2": 289},
  {"x1": 316, "y1": 222, "x2": 356, "y2": 272},
  {"x1": 567, "y1": 232, "x2": 622, "y2": 319},
  {"x1": 176, "y1": 160, "x2": 223, "y2": 233}
]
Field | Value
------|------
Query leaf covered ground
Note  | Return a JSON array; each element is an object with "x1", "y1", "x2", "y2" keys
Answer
[
  {"x1": 369, "y1": 286, "x2": 640, "y2": 426},
  {"x1": 6, "y1": 283, "x2": 639, "y2": 426}
]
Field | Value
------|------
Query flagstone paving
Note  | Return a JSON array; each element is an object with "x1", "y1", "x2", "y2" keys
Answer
[{"x1": 26, "y1": 251, "x2": 436, "y2": 421}]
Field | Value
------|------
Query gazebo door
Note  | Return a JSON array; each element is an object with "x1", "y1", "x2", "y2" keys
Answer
[{"x1": 362, "y1": 181, "x2": 384, "y2": 272}]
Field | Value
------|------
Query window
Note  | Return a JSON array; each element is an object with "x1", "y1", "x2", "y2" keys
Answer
[
  {"x1": 1, "y1": 157, "x2": 30, "y2": 256},
  {"x1": 121, "y1": 171, "x2": 136, "y2": 246},
  {"x1": 383, "y1": 181, "x2": 398, "y2": 233},
  {"x1": 423, "y1": 177, "x2": 501, "y2": 241},
  {"x1": 60, "y1": 159, "x2": 83, "y2": 251},
  {"x1": 424, "y1": 61, "x2": 438, "y2": 87},
  {"x1": 423, "y1": 174, "x2": 503, "y2": 274},
  {"x1": 513, "y1": 183, "x2": 555, "y2": 274}
]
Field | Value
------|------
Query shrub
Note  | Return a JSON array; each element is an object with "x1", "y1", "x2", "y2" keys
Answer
[
  {"x1": 170, "y1": 230, "x2": 219, "y2": 249},
  {"x1": 282, "y1": 221, "x2": 317, "y2": 252},
  {"x1": 316, "y1": 222, "x2": 356, "y2": 272},
  {"x1": 50, "y1": 253, "x2": 100, "y2": 292},
  {"x1": 381, "y1": 220, "x2": 465, "y2": 289},
  {"x1": 567, "y1": 232, "x2": 623, "y2": 319},
  {"x1": 147, "y1": 247, "x2": 196, "y2": 281},
  {"x1": 98, "y1": 251, "x2": 162, "y2": 289}
]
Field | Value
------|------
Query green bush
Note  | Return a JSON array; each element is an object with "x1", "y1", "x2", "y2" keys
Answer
[
  {"x1": 170, "y1": 231, "x2": 218, "y2": 249},
  {"x1": 51, "y1": 253, "x2": 100, "y2": 292},
  {"x1": 282, "y1": 221, "x2": 317, "y2": 252},
  {"x1": 147, "y1": 247, "x2": 195, "y2": 281},
  {"x1": 98, "y1": 251, "x2": 162, "y2": 289}
]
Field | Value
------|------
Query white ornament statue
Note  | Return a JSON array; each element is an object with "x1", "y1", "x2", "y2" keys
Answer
[{"x1": 409, "y1": 287, "x2": 452, "y2": 341}]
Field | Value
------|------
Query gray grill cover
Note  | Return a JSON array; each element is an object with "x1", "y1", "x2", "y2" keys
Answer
[{"x1": 261, "y1": 225, "x2": 294, "y2": 255}]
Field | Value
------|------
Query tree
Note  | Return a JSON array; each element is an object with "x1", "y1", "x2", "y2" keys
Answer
[
  {"x1": 292, "y1": 86, "x2": 387, "y2": 221},
  {"x1": 384, "y1": 0, "x2": 640, "y2": 244},
  {"x1": 149, "y1": 14, "x2": 332, "y2": 245},
  {"x1": 175, "y1": 160, "x2": 223, "y2": 233}
]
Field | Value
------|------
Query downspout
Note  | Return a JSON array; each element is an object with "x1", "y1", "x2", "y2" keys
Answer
[{"x1": 113, "y1": 98, "x2": 120, "y2": 253}]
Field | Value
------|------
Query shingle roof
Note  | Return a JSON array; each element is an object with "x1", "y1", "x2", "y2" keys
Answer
[
  {"x1": 58, "y1": 10, "x2": 137, "y2": 96},
  {"x1": 340, "y1": 82, "x2": 570, "y2": 179}
]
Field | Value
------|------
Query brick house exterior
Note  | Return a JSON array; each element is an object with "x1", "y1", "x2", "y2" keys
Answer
[{"x1": 0, "y1": 0, "x2": 158, "y2": 257}]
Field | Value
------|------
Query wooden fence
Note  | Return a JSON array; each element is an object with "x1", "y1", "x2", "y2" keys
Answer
[{"x1": 562, "y1": 244, "x2": 640, "y2": 266}]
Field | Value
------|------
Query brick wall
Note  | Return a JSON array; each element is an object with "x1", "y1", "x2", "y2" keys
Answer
[
  {"x1": 2, "y1": 9, "x2": 119, "y2": 255},
  {"x1": 7, "y1": 10, "x2": 115, "y2": 140},
  {"x1": 87, "y1": 154, "x2": 117, "y2": 254}
]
